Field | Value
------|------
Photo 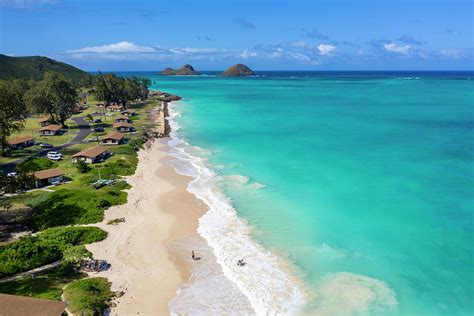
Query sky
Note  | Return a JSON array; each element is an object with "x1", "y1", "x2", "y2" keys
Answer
[{"x1": 0, "y1": 0, "x2": 473, "y2": 71}]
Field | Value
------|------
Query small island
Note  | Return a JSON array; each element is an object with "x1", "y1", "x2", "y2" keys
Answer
[
  {"x1": 222, "y1": 64, "x2": 255, "y2": 77},
  {"x1": 161, "y1": 64, "x2": 198, "y2": 76}
]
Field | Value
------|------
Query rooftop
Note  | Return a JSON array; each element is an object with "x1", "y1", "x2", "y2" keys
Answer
[
  {"x1": 102, "y1": 131, "x2": 125, "y2": 141},
  {"x1": 0, "y1": 293, "x2": 66, "y2": 316},
  {"x1": 39, "y1": 124, "x2": 62, "y2": 132},
  {"x1": 72, "y1": 145, "x2": 108, "y2": 158},
  {"x1": 34, "y1": 168, "x2": 64, "y2": 180},
  {"x1": 8, "y1": 135, "x2": 34, "y2": 145},
  {"x1": 113, "y1": 122, "x2": 132, "y2": 128}
]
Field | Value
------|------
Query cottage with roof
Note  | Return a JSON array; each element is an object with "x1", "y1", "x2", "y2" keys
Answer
[
  {"x1": 8, "y1": 135, "x2": 35, "y2": 149},
  {"x1": 114, "y1": 115, "x2": 132, "y2": 123},
  {"x1": 72, "y1": 145, "x2": 109, "y2": 164},
  {"x1": 121, "y1": 109, "x2": 137, "y2": 116},
  {"x1": 101, "y1": 131, "x2": 125, "y2": 145},
  {"x1": 34, "y1": 168, "x2": 64, "y2": 187},
  {"x1": 107, "y1": 104, "x2": 124, "y2": 112},
  {"x1": 38, "y1": 116, "x2": 52, "y2": 127},
  {"x1": 0, "y1": 293, "x2": 66, "y2": 316},
  {"x1": 113, "y1": 122, "x2": 134, "y2": 133},
  {"x1": 39, "y1": 124, "x2": 62, "y2": 136}
]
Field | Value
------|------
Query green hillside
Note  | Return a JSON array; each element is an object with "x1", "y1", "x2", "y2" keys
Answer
[{"x1": 0, "y1": 54, "x2": 91, "y2": 83}]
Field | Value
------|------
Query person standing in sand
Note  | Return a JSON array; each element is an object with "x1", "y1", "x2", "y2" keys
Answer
[{"x1": 192, "y1": 250, "x2": 195, "y2": 260}]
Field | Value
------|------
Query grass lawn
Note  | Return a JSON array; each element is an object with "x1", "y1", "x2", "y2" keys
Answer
[{"x1": 0, "y1": 264, "x2": 86, "y2": 300}]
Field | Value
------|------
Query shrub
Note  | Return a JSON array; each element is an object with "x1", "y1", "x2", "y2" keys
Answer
[
  {"x1": 107, "y1": 217, "x2": 125, "y2": 225},
  {"x1": 75, "y1": 159, "x2": 91, "y2": 173},
  {"x1": 0, "y1": 226, "x2": 107, "y2": 278},
  {"x1": 28, "y1": 189, "x2": 127, "y2": 230},
  {"x1": 16, "y1": 157, "x2": 57, "y2": 173},
  {"x1": 64, "y1": 277, "x2": 114, "y2": 315}
]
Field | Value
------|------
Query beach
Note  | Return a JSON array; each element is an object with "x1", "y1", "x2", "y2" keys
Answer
[{"x1": 86, "y1": 103, "x2": 208, "y2": 315}]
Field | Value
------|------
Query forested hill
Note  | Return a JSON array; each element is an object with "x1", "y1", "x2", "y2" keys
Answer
[{"x1": 0, "y1": 54, "x2": 91, "y2": 83}]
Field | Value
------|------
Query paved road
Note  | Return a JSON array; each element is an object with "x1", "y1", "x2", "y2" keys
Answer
[
  {"x1": 0, "y1": 260, "x2": 62, "y2": 284},
  {"x1": 0, "y1": 116, "x2": 92, "y2": 174}
]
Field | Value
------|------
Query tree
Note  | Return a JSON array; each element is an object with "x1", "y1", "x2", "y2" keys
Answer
[
  {"x1": 75, "y1": 159, "x2": 91, "y2": 173},
  {"x1": 0, "y1": 80, "x2": 28, "y2": 156},
  {"x1": 25, "y1": 72, "x2": 77, "y2": 126}
]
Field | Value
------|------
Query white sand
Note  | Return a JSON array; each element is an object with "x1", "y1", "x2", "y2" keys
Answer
[{"x1": 86, "y1": 105, "x2": 207, "y2": 315}]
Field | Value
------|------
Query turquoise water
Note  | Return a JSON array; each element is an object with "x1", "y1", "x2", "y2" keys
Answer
[{"x1": 145, "y1": 72, "x2": 473, "y2": 315}]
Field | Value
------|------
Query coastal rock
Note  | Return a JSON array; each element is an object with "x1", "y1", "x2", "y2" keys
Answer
[
  {"x1": 161, "y1": 64, "x2": 198, "y2": 76},
  {"x1": 222, "y1": 64, "x2": 255, "y2": 77}
]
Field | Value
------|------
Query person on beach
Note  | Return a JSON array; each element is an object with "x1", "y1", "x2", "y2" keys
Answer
[{"x1": 192, "y1": 250, "x2": 195, "y2": 260}]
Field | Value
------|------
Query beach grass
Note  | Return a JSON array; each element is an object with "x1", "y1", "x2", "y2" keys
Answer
[
  {"x1": 64, "y1": 277, "x2": 114, "y2": 315},
  {"x1": 0, "y1": 264, "x2": 86, "y2": 300}
]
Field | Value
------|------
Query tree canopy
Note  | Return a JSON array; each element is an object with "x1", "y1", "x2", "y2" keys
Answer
[
  {"x1": 24, "y1": 71, "x2": 78, "y2": 126},
  {"x1": 0, "y1": 80, "x2": 28, "y2": 156}
]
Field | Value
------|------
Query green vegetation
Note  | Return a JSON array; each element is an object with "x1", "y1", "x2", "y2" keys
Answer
[
  {"x1": 75, "y1": 159, "x2": 91, "y2": 173},
  {"x1": 94, "y1": 73, "x2": 150, "y2": 106},
  {"x1": 15, "y1": 157, "x2": 57, "y2": 173},
  {"x1": 0, "y1": 80, "x2": 28, "y2": 156},
  {"x1": 64, "y1": 277, "x2": 114, "y2": 315},
  {"x1": 25, "y1": 71, "x2": 78, "y2": 126},
  {"x1": 0, "y1": 226, "x2": 107, "y2": 278},
  {"x1": 28, "y1": 188, "x2": 127, "y2": 230},
  {"x1": 0, "y1": 54, "x2": 91, "y2": 83},
  {"x1": 107, "y1": 217, "x2": 125, "y2": 225},
  {"x1": 0, "y1": 264, "x2": 86, "y2": 300}
]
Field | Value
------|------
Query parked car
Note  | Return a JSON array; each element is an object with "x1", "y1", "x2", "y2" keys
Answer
[
  {"x1": 39, "y1": 143, "x2": 53, "y2": 148},
  {"x1": 7, "y1": 172, "x2": 17, "y2": 177},
  {"x1": 94, "y1": 127, "x2": 104, "y2": 132},
  {"x1": 93, "y1": 119, "x2": 102, "y2": 123},
  {"x1": 87, "y1": 137, "x2": 100, "y2": 142},
  {"x1": 47, "y1": 151, "x2": 63, "y2": 161}
]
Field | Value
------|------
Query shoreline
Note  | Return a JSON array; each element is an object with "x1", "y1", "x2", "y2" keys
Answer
[
  {"x1": 88, "y1": 97, "x2": 308, "y2": 315},
  {"x1": 86, "y1": 102, "x2": 207, "y2": 314}
]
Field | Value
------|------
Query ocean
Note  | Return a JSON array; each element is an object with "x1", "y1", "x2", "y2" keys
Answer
[{"x1": 123, "y1": 71, "x2": 473, "y2": 315}]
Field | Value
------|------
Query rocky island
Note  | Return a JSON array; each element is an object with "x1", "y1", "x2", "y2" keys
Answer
[
  {"x1": 161, "y1": 64, "x2": 198, "y2": 76},
  {"x1": 222, "y1": 64, "x2": 255, "y2": 77}
]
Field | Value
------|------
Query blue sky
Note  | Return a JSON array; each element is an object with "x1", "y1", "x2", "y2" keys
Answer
[{"x1": 1, "y1": 0, "x2": 473, "y2": 71}]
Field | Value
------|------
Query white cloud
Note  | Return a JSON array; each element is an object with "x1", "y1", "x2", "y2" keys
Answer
[
  {"x1": 290, "y1": 41, "x2": 308, "y2": 48},
  {"x1": 317, "y1": 44, "x2": 336, "y2": 56},
  {"x1": 66, "y1": 41, "x2": 156, "y2": 54},
  {"x1": 289, "y1": 52, "x2": 311, "y2": 62},
  {"x1": 240, "y1": 49, "x2": 257, "y2": 59},
  {"x1": 439, "y1": 49, "x2": 463, "y2": 58},
  {"x1": 383, "y1": 42, "x2": 411, "y2": 55},
  {"x1": 269, "y1": 47, "x2": 284, "y2": 59}
]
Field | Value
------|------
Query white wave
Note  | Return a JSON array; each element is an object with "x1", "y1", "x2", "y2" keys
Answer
[
  {"x1": 310, "y1": 272, "x2": 397, "y2": 316},
  {"x1": 219, "y1": 174, "x2": 266, "y2": 190},
  {"x1": 166, "y1": 101, "x2": 307, "y2": 315}
]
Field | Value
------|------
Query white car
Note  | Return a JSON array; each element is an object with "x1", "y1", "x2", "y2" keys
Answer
[
  {"x1": 47, "y1": 151, "x2": 63, "y2": 161},
  {"x1": 7, "y1": 172, "x2": 17, "y2": 177}
]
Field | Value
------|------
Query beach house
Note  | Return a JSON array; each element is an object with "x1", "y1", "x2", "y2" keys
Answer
[
  {"x1": 114, "y1": 115, "x2": 132, "y2": 123},
  {"x1": 38, "y1": 116, "x2": 52, "y2": 127},
  {"x1": 107, "y1": 104, "x2": 124, "y2": 112},
  {"x1": 121, "y1": 109, "x2": 137, "y2": 116},
  {"x1": 34, "y1": 168, "x2": 64, "y2": 187},
  {"x1": 72, "y1": 145, "x2": 109, "y2": 164},
  {"x1": 101, "y1": 131, "x2": 125, "y2": 145},
  {"x1": 0, "y1": 293, "x2": 66, "y2": 316},
  {"x1": 39, "y1": 124, "x2": 62, "y2": 136},
  {"x1": 113, "y1": 122, "x2": 134, "y2": 133},
  {"x1": 8, "y1": 135, "x2": 35, "y2": 149}
]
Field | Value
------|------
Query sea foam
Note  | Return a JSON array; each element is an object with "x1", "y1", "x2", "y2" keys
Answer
[{"x1": 166, "y1": 102, "x2": 307, "y2": 315}]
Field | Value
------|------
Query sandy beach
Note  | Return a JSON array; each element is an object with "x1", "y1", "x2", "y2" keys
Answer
[{"x1": 86, "y1": 104, "x2": 208, "y2": 315}]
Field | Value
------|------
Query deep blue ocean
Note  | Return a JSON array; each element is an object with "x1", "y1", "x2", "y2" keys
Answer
[{"x1": 118, "y1": 71, "x2": 473, "y2": 315}]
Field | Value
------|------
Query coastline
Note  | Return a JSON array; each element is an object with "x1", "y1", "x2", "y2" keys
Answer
[
  {"x1": 87, "y1": 97, "x2": 308, "y2": 315},
  {"x1": 86, "y1": 102, "x2": 207, "y2": 314}
]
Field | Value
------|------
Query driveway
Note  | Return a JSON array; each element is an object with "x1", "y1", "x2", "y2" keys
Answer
[{"x1": 0, "y1": 116, "x2": 92, "y2": 174}]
